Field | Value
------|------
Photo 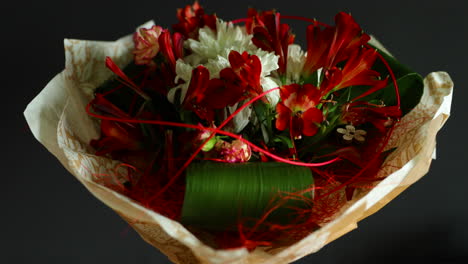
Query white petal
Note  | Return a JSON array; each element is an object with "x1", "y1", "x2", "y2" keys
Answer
[
  {"x1": 228, "y1": 104, "x2": 252, "y2": 133},
  {"x1": 355, "y1": 130, "x2": 367, "y2": 136},
  {"x1": 346, "y1": 125, "x2": 356, "y2": 133},
  {"x1": 355, "y1": 134, "x2": 366, "y2": 142},
  {"x1": 253, "y1": 50, "x2": 279, "y2": 77},
  {"x1": 343, "y1": 134, "x2": 354, "y2": 141},
  {"x1": 286, "y1": 44, "x2": 306, "y2": 83},
  {"x1": 337, "y1": 128, "x2": 347, "y2": 134},
  {"x1": 167, "y1": 83, "x2": 188, "y2": 104},
  {"x1": 175, "y1": 59, "x2": 194, "y2": 83},
  {"x1": 205, "y1": 55, "x2": 230, "y2": 78},
  {"x1": 261, "y1": 77, "x2": 281, "y2": 106}
]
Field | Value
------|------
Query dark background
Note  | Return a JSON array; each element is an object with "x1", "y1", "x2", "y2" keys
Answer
[{"x1": 4, "y1": 0, "x2": 467, "y2": 263}]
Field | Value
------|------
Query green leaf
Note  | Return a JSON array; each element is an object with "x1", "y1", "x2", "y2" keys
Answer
[
  {"x1": 369, "y1": 44, "x2": 413, "y2": 79},
  {"x1": 380, "y1": 73, "x2": 424, "y2": 115},
  {"x1": 253, "y1": 101, "x2": 274, "y2": 144},
  {"x1": 273, "y1": 135, "x2": 294, "y2": 149},
  {"x1": 181, "y1": 162, "x2": 314, "y2": 230},
  {"x1": 302, "y1": 70, "x2": 320, "y2": 86},
  {"x1": 201, "y1": 137, "x2": 217, "y2": 152}
]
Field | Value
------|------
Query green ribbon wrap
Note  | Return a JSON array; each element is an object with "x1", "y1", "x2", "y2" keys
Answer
[{"x1": 181, "y1": 162, "x2": 314, "y2": 231}]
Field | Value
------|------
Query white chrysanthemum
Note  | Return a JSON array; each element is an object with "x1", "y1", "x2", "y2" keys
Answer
[
  {"x1": 187, "y1": 19, "x2": 255, "y2": 61},
  {"x1": 184, "y1": 19, "x2": 279, "y2": 79},
  {"x1": 169, "y1": 19, "x2": 280, "y2": 104},
  {"x1": 168, "y1": 19, "x2": 281, "y2": 132},
  {"x1": 286, "y1": 44, "x2": 306, "y2": 84}
]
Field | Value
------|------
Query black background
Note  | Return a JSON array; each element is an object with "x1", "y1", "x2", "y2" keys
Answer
[{"x1": 4, "y1": 0, "x2": 468, "y2": 263}]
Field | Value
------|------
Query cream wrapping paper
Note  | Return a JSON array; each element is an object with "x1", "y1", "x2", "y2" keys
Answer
[{"x1": 24, "y1": 26, "x2": 453, "y2": 264}]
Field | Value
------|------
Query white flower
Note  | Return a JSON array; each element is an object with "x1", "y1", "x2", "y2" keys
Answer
[
  {"x1": 337, "y1": 125, "x2": 367, "y2": 143},
  {"x1": 286, "y1": 44, "x2": 306, "y2": 84},
  {"x1": 169, "y1": 18, "x2": 280, "y2": 107},
  {"x1": 187, "y1": 19, "x2": 255, "y2": 61}
]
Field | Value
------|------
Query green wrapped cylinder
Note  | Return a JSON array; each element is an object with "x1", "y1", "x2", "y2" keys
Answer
[{"x1": 181, "y1": 162, "x2": 314, "y2": 231}]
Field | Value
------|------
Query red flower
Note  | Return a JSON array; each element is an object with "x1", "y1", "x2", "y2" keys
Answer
[
  {"x1": 133, "y1": 25, "x2": 163, "y2": 65},
  {"x1": 336, "y1": 48, "x2": 387, "y2": 91},
  {"x1": 303, "y1": 12, "x2": 369, "y2": 75},
  {"x1": 301, "y1": 13, "x2": 385, "y2": 99},
  {"x1": 182, "y1": 51, "x2": 263, "y2": 121},
  {"x1": 172, "y1": 1, "x2": 217, "y2": 39},
  {"x1": 326, "y1": 12, "x2": 370, "y2": 69},
  {"x1": 182, "y1": 66, "x2": 214, "y2": 121},
  {"x1": 341, "y1": 101, "x2": 401, "y2": 132},
  {"x1": 247, "y1": 9, "x2": 295, "y2": 74},
  {"x1": 318, "y1": 48, "x2": 388, "y2": 96},
  {"x1": 303, "y1": 23, "x2": 334, "y2": 75},
  {"x1": 220, "y1": 51, "x2": 263, "y2": 98},
  {"x1": 158, "y1": 30, "x2": 184, "y2": 70},
  {"x1": 275, "y1": 84, "x2": 324, "y2": 138},
  {"x1": 90, "y1": 95, "x2": 144, "y2": 155}
]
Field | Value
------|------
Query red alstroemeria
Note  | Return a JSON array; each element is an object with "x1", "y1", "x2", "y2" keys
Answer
[
  {"x1": 172, "y1": 1, "x2": 217, "y2": 39},
  {"x1": 317, "y1": 48, "x2": 388, "y2": 99},
  {"x1": 326, "y1": 12, "x2": 370, "y2": 68},
  {"x1": 182, "y1": 51, "x2": 264, "y2": 121},
  {"x1": 158, "y1": 30, "x2": 184, "y2": 70},
  {"x1": 341, "y1": 101, "x2": 401, "y2": 132},
  {"x1": 303, "y1": 12, "x2": 370, "y2": 75},
  {"x1": 275, "y1": 84, "x2": 324, "y2": 138},
  {"x1": 181, "y1": 65, "x2": 242, "y2": 121},
  {"x1": 247, "y1": 9, "x2": 295, "y2": 74},
  {"x1": 90, "y1": 120, "x2": 144, "y2": 156},
  {"x1": 90, "y1": 95, "x2": 144, "y2": 155},
  {"x1": 133, "y1": 25, "x2": 163, "y2": 65},
  {"x1": 303, "y1": 23, "x2": 334, "y2": 75},
  {"x1": 337, "y1": 48, "x2": 386, "y2": 89},
  {"x1": 221, "y1": 51, "x2": 263, "y2": 97},
  {"x1": 182, "y1": 66, "x2": 215, "y2": 121}
]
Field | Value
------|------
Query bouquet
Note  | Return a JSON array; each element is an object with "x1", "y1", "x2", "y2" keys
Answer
[{"x1": 24, "y1": 2, "x2": 453, "y2": 263}]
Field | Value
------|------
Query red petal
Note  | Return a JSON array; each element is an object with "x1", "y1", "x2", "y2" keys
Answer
[
  {"x1": 320, "y1": 67, "x2": 343, "y2": 94},
  {"x1": 302, "y1": 83, "x2": 322, "y2": 104},
  {"x1": 204, "y1": 77, "x2": 244, "y2": 108},
  {"x1": 158, "y1": 31, "x2": 176, "y2": 68},
  {"x1": 228, "y1": 50, "x2": 245, "y2": 69},
  {"x1": 279, "y1": 83, "x2": 299, "y2": 101},
  {"x1": 327, "y1": 12, "x2": 364, "y2": 68},
  {"x1": 302, "y1": 107, "x2": 323, "y2": 136},
  {"x1": 183, "y1": 66, "x2": 210, "y2": 107},
  {"x1": 275, "y1": 102, "x2": 291, "y2": 131},
  {"x1": 304, "y1": 24, "x2": 334, "y2": 75},
  {"x1": 172, "y1": 32, "x2": 185, "y2": 59}
]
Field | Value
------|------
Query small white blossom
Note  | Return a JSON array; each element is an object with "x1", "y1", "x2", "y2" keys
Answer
[{"x1": 337, "y1": 125, "x2": 367, "y2": 143}]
